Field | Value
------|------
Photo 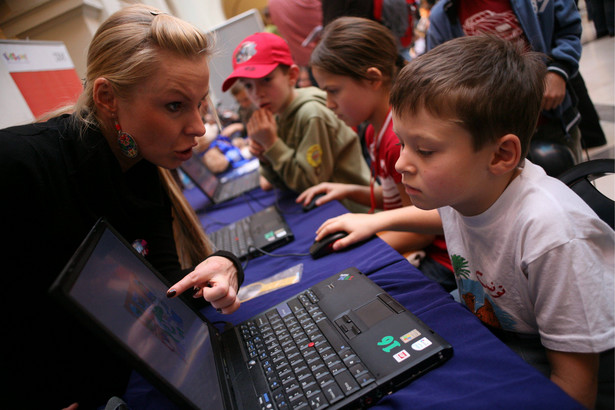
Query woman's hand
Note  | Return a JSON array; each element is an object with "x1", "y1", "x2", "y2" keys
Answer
[
  {"x1": 166, "y1": 256, "x2": 241, "y2": 314},
  {"x1": 315, "y1": 213, "x2": 381, "y2": 251}
]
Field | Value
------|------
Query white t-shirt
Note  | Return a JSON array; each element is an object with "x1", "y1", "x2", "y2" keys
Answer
[{"x1": 439, "y1": 160, "x2": 614, "y2": 353}]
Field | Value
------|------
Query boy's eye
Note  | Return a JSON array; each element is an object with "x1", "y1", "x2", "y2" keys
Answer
[
  {"x1": 417, "y1": 148, "x2": 434, "y2": 157},
  {"x1": 166, "y1": 102, "x2": 181, "y2": 112}
]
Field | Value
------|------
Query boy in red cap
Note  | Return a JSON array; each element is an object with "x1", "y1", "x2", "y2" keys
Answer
[{"x1": 222, "y1": 32, "x2": 370, "y2": 212}]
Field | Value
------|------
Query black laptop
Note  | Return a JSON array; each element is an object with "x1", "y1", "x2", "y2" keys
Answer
[
  {"x1": 49, "y1": 219, "x2": 453, "y2": 410},
  {"x1": 208, "y1": 206, "x2": 294, "y2": 260},
  {"x1": 180, "y1": 154, "x2": 260, "y2": 205}
]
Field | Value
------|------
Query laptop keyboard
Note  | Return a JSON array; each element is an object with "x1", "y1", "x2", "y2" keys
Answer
[
  {"x1": 240, "y1": 290, "x2": 376, "y2": 409},
  {"x1": 210, "y1": 218, "x2": 254, "y2": 258}
]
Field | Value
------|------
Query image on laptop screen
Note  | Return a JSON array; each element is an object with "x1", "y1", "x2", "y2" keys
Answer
[
  {"x1": 181, "y1": 154, "x2": 219, "y2": 199},
  {"x1": 64, "y1": 227, "x2": 224, "y2": 410}
]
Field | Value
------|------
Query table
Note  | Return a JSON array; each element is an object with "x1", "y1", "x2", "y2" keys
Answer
[{"x1": 124, "y1": 185, "x2": 582, "y2": 409}]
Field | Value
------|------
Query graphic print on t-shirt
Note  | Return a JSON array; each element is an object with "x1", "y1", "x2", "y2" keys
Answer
[{"x1": 451, "y1": 254, "x2": 515, "y2": 330}]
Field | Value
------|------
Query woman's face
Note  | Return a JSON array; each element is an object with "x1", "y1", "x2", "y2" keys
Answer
[{"x1": 115, "y1": 49, "x2": 210, "y2": 169}]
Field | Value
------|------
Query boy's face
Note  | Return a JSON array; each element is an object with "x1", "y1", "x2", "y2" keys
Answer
[
  {"x1": 393, "y1": 109, "x2": 498, "y2": 216},
  {"x1": 234, "y1": 89, "x2": 254, "y2": 110},
  {"x1": 240, "y1": 66, "x2": 297, "y2": 114}
]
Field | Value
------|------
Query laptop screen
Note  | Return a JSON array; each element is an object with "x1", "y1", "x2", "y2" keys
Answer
[
  {"x1": 66, "y1": 227, "x2": 224, "y2": 409},
  {"x1": 181, "y1": 155, "x2": 219, "y2": 199}
]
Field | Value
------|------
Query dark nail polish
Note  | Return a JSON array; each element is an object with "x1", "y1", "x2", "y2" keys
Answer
[{"x1": 166, "y1": 289, "x2": 176, "y2": 298}]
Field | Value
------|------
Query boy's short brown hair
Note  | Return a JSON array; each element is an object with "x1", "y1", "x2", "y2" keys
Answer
[{"x1": 390, "y1": 35, "x2": 546, "y2": 158}]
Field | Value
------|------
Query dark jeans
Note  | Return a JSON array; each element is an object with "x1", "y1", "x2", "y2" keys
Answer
[{"x1": 589, "y1": 0, "x2": 615, "y2": 36}]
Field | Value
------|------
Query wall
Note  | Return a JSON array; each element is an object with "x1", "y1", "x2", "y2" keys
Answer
[{"x1": 0, "y1": 0, "x2": 230, "y2": 79}]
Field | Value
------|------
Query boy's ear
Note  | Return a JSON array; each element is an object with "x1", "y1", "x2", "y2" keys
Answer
[
  {"x1": 489, "y1": 134, "x2": 522, "y2": 175},
  {"x1": 288, "y1": 64, "x2": 300, "y2": 87},
  {"x1": 93, "y1": 77, "x2": 117, "y2": 120}
]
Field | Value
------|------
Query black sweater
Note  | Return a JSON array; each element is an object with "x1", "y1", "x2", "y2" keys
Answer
[{"x1": 0, "y1": 115, "x2": 242, "y2": 408}]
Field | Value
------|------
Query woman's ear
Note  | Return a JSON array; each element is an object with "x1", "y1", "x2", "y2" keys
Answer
[
  {"x1": 490, "y1": 134, "x2": 522, "y2": 175},
  {"x1": 93, "y1": 78, "x2": 117, "y2": 120}
]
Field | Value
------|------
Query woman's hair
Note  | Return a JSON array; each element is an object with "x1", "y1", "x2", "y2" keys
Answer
[
  {"x1": 73, "y1": 4, "x2": 213, "y2": 129},
  {"x1": 391, "y1": 34, "x2": 546, "y2": 159},
  {"x1": 73, "y1": 4, "x2": 214, "y2": 267},
  {"x1": 310, "y1": 16, "x2": 402, "y2": 85}
]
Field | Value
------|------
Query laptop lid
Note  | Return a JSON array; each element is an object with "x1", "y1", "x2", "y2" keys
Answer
[
  {"x1": 180, "y1": 154, "x2": 220, "y2": 202},
  {"x1": 48, "y1": 219, "x2": 233, "y2": 410}
]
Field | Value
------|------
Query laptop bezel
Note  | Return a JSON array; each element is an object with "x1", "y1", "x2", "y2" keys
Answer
[{"x1": 48, "y1": 218, "x2": 237, "y2": 410}]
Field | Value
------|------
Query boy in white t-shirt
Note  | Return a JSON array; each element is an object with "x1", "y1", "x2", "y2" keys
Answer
[{"x1": 313, "y1": 35, "x2": 614, "y2": 408}]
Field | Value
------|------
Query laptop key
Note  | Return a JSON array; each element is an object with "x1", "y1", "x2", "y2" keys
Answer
[
  {"x1": 321, "y1": 382, "x2": 345, "y2": 404},
  {"x1": 355, "y1": 371, "x2": 376, "y2": 387},
  {"x1": 334, "y1": 370, "x2": 360, "y2": 395},
  {"x1": 308, "y1": 391, "x2": 329, "y2": 409}
]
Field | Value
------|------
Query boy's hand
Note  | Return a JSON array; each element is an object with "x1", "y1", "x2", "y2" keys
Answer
[
  {"x1": 315, "y1": 213, "x2": 380, "y2": 251},
  {"x1": 542, "y1": 72, "x2": 566, "y2": 111},
  {"x1": 247, "y1": 137, "x2": 266, "y2": 160},
  {"x1": 247, "y1": 108, "x2": 278, "y2": 149}
]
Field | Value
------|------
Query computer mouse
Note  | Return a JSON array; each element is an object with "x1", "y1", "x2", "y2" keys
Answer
[
  {"x1": 309, "y1": 231, "x2": 348, "y2": 259},
  {"x1": 302, "y1": 193, "x2": 326, "y2": 212}
]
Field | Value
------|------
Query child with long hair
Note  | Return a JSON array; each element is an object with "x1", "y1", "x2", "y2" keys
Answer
[{"x1": 297, "y1": 17, "x2": 453, "y2": 287}]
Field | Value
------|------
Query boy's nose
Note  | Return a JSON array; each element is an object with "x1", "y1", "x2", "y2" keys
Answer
[{"x1": 395, "y1": 154, "x2": 416, "y2": 175}]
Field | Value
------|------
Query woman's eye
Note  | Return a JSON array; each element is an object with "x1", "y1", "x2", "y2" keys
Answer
[{"x1": 166, "y1": 102, "x2": 181, "y2": 112}]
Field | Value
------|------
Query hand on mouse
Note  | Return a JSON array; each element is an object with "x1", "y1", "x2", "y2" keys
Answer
[
  {"x1": 315, "y1": 213, "x2": 381, "y2": 251},
  {"x1": 296, "y1": 182, "x2": 361, "y2": 208}
]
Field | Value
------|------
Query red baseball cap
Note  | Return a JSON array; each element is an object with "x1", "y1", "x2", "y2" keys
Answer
[{"x1": 222, "y1": 32, "x2": 295, "y2": 92}]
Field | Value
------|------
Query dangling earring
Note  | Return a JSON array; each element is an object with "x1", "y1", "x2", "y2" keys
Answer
[{"x1": 114, "y1": 119, "x2": 139, "y2": 159}]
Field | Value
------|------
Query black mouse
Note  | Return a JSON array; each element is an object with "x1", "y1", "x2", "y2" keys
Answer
[
  {"x1": 309, "y1": 231, "x2": 348, "y2": 259},
  {"x1": 302, "y1": 193, "x2": 326, "y2": 212}
]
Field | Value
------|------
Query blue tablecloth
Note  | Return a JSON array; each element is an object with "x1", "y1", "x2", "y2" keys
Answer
[{"x1": 124, "y1": 186, "x2": 581, "y2": 409}]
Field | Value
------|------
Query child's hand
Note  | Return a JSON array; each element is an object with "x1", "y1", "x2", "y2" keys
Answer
[
  {"x1": 247, "y1": 137, "x2": 266, "y2": 160},
  {"x1": 297, "y1": 183, "x2": 350, "y2": 207},
  {"x1": 542, "y1": 72, "x2": 566, "y2": 111},
  {"x1": 260, "y1": 175, "x2": 274, "y2": 191},
  {"x1": 315, "y1": 213, "x2": 379, "y2": 251},
  {"x1": 247, "y1": 108, "x2": 278, "y2": 149}
]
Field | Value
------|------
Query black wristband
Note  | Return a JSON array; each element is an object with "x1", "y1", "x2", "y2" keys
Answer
[{"x1": 208, "y1": 250, "x2": 245, "y2": 288}]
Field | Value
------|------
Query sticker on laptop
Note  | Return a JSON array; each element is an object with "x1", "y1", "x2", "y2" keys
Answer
[
  {"x1": 274, "y1": 229, "x2": 287, "y2": 238},
  {"x1": 393, "y1": 350, "x2": 411, "y2": 363},
  {"x1": 411, "y1": 337, "x2": 432, "y2": 351},
  {"x1": 264, "y1": 231, "x2": 275, "y2": 241},
  {"x1": 338, "y1": 273, "x2": 354, "y2": 281},
  {"x1": 400, "y1": 329, "x2": 421, "y2": 344}
]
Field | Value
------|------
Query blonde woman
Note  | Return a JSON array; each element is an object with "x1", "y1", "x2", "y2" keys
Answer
[{"x1": 0, "y1": 4, "x2": 242, "y2": 408}]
